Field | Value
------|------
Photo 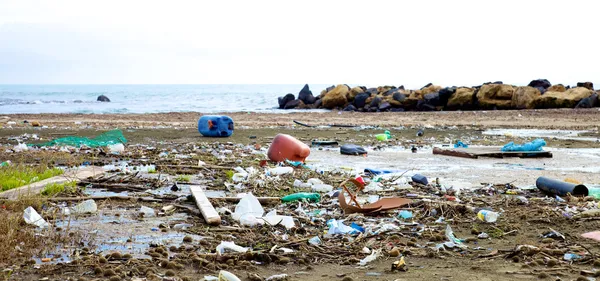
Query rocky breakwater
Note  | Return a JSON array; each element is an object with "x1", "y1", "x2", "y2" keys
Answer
[{"x1": 277, "y1": 80, "x2": 599, "y2": 111}]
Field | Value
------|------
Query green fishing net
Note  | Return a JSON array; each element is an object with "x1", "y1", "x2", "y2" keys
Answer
[{"x1": 32, "y1": 129, "x2": 127, "y2": 148}]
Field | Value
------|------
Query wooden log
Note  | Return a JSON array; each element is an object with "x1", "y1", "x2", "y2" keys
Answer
[{"x1": 190, "y1": 185, "x2": 222, "y2": 226}]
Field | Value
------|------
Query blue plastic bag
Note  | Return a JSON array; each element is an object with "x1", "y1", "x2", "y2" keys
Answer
[{"x1": 501, "y1": 139, "x2": 546, "y2": 152}]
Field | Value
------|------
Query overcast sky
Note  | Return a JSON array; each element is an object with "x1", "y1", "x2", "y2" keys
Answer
[{"x1": 0, "y1": 0, "x2": 598, "y2": 88}]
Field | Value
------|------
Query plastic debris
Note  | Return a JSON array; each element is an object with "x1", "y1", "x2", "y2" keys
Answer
[
  {"x1": 542, "y1": 228, "x2": 565, "y2": 240},
  {"x1": 340, "y1": 144, "x2": 368, "y2": 155},
  {"x1": 391, "y1": 256, "x2": 407, "y2": 272},
  {"x1": 564, "y1": 253, "x2": 582, "y2": 261},
  {"x1": 233, "y1": 193, "x2": 264, "y2": 226},
  {"x1": 265, "y1": 274, "x2": 289, "y2": 281},
  {"x1": 107, "y1": 143, "x2": 125, "y2": 154},
  {"x1": 445, "y1": 224, "x2": 467, "y2": 249},
  {"x1": 454, "y1": 140, "x2": 468, "y2": 148},
  {"x1": 375, "y1": 130, "x2": 392, "y2": 141},
  {"x1": 70, "y1": 199, "x2": 98, "y2": 214},
  {"x1": 216, "y1": 241, "x2": 249, "y2": 254},
  {"x1": 32, "y1": 129, "x2": 127, "y2": 148},
  {"x1": 582, "y1": 231, "x2": 600, "y2": 242},
  {"x1": 477, "y1": 232, "x2": 490, "y2": 239},
  {"x1": 398, "y1": 210, "x2": 413, "y2": 219},
  {"x1": 23, "y1": 206, "x2": 49, "y2": 228},
  {"x1": 308, "y1": 236, "x2": 322, "y2": 246},
  {"x1": 266, "y1": 167, "x2": 294, "y2": 176},
  {"x1": 477, "y1": 210, "x2": 499, "y2": 223},
  {"x1": 501, "y1": 138, "x2": 546, "y2": 152},
  {"x1": 139, "y1": 206, "x2": 156, "y2": 217},
  {"x1": 359, "y1": 249, "x2": 380, "y2": 266},
  {"x1": 281, "y1": 192, "x2": 320, "y2": 203},
  {"x1": 312, "y1": 184, "x2": 334, "y2": 193},
  {"x1": 263, "y1": 210, "x2": 296, "y2": 229},
  {"x1": 217, "y1": 270, "x2": 242, "y2": 281}
]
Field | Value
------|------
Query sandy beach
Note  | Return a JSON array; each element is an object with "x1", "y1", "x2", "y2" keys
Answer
[{"x1": 2, "y1": 109, "x2": 600, "y2": 281}]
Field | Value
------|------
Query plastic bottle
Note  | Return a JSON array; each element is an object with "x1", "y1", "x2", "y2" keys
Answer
[
  {"x1": 477, "y1": 210, "x2": 499, "y2": 223},
  {"x1": 588, "y1": 187, "x2": 600, "y2": 199},
  {"x1": 198, "y1": 115, "x2": 234, "y2": 137},
  {"x1": 375, "y1": 130, "x2": 392, "y2": 141},
  {"x1": 311, "y1": 184, "x2": 333, "y2": 193},
  {"x1": 218, "y1": 270, "x2": 242, "y2": 281},
  {"x1": 281, "y1": 192, "x2": 321, "y2": 203},
  {"x1": 266, "y1": 167, "x2": 294, "y2": 176}
]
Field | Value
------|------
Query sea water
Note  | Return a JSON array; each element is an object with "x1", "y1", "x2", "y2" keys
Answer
[{"x1": 0, "y1": 84, "x2": 332, "y2": 114}]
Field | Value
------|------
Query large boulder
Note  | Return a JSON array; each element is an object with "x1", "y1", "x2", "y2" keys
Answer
[
  {"x1": 284, "y1": 99, "x2": 303, "y2": 109},
  {"x1": 298, "y1": 84, "x2": 316, "y2": 105},
  {"x1": 414, "y1": 84, "x2": 442, "y2": 99},
  {"x1": 97, "y1": 95, "x2": 111, "y2": 102},
  {"x1": 511, "y1": 86, "x2": 541, "y2": 109},
  {"x1": 575, "y1": 93, "x2": 599, "y2": 108},
  {"x1": 321, "y1": 84, "x2": 349, "y2": 109},
  {"x1": 348, "y1": 86, "x2": 364, "y2": 101},
  {"x1": 438, "y1": 87, "x2": 456, "y2": 107},
  {"x1": 547, "y1": 84, "x2": 566, "y2": 92},
  {"x1": 278, "y1": 93, "x2": 295, "y2": 109},
  {"x1": 378, "y1": 102, "x2": 392, "y2": 111},
  {"x1": 446, "y1": 87, "x2": 476, "y2": 109},
  {"x1": 577, "y1": 82, "x2": 594, "y2": 90},
  {"x1": 369, "y1": 96, "x2": 383, "y2": 108},
  {"x1": 476, "y1": 84, "x2": 515, "y2": 109},
  {"x1": 528, "y1": 79, "x2": 551, "y2": 89},
  {"x1": 343, "y1": 104, "x2": 357, "y2": 111},
  {"x1": 535, "y1": 87, "x2": 594, "y2": 108},
  {"x1": 353, "y1": 93, "x2": 370, "y2": 108}
]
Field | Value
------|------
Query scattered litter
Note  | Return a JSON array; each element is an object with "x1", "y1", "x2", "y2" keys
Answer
[
  {"x1": 139, "y1": 206, "x2": 156, "y2": 217},
  {"x1": 23, "y1": 206, "x2": 49, "y2": 228},
  {"x1": 70, "y1": 199, "x2": 98, "y2": 215},
  {"x1": 216, "y1": 241, "x2": 249, "y2": 254}
]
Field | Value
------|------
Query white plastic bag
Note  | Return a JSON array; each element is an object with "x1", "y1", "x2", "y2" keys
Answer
[
  {"x1": 23, "y1": 206, "x2": 49, "y2": 228},
  {"x1": 70, "y1": 199, "x2": 98, "y2": 214},
  {"x1": 216, "y1": 241, "x2": 249, "y2": 254},
  {"x1": 233, "y1": 193, "x2": 264, "y2": 221}
]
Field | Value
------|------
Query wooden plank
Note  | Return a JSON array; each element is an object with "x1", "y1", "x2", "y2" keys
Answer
[
  {"x1": 189, "y1": 185, "x2": 221, "y2": 226},
  {"x1": 0, "y1": 166, "x2": 104, "y2": 200},
  {"x1": 433, "y1": 147, "x2": 552, "y2": 159}
]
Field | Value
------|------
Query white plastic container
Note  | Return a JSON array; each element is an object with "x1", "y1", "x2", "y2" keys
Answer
[
  {"x1": 311, "y1": 184, "x2": 334, "y2": 193},
  {"x1": 71, "y1": 199, "x2": 98, "y2": 214},
  {"x1": 23, "y1": 206, "x2": 49, "y2": 228},
  {"x1": 266, "y1": 167, "x2": 293, "y2": 176}
]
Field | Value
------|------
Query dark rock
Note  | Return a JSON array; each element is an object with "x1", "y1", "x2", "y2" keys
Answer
[
  {"x1": 314, "y1": 99, "x2": 322, "y2": 108},
  {"x1": 298, "y1": 84, "x2": 316, "y2": 104},
  {"x1": 533, "y1": 86, "x2": 547, "y2": 94},
  {"x1": 438, "y1": 87, "x2": 456, "y2": 106},
  {"x1": 370, "y1": 96, "x2": 382, "y2": 107},
  {"x1": 528, "y1": 79, "x2": 551, "y2": 90},
  {"x1": 575, "y1": 93, "x2": 599, "y2": 108},
  {"x1": 566, "y1": 85, "x2": 571, "y2": 90},
  {"x1": 365, "y1": 88, "x2": 378, "y2": 96},
  {"x1": 284, "y1": 99, "x2": 302, "y2": 109},
  {"x1": 416, "y1": 100, "x2": 436, "y2": 111},
  {"x1": 368, "y1": 106, "x2": 378, "y2": 112},
  {"x1": 97, "y1": 95, "x2": 111, "y2": 102},
  {"x1": 278, "y1": 94, "x2": 295, "y2": 109},
  {"x1": 325, "y1": 85, "x2": 335, "y2": 93},
  {"x1": 398, "y1": 85, "x2": 405, "y2": 90},
  {"x1": 577, "y1": 82, "x2": 594, "y2": 90},
  {"x1": 390, "y1": 108, "x2": 405, "y2": 112},
  {"x1": 421, "y1": 83, "x2": 433, "y2": 89},
  {"x1": 340, "y1": 144, "x2": 367, "y2": 156},
  {"x1": 378, "y1": 102, "x2": 392, "y2": 111},
  {"x1": 383, "y1": 89, "x2": 397, "y2": 96},
  {"x1": 424, "y1": 92, "x2": 441, "y2": 107},
  {"x1": 393, "y1": 92, "x2": 406, "y2": 102},
  {"x1": 353, "y1": 93, "x2": 370, "y2": 108},
  {"x1": 343, "y1": 104, "x2": 357, "y2": 111}
]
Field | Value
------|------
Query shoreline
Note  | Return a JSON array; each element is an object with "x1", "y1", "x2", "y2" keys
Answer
[{"x1": 2, "y1": 108, "x2": 600, "y2": 129}]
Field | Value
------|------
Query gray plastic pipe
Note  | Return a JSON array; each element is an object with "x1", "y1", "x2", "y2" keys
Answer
[{"x1": 536, "y1": 176, "x2": 588, "y2": 196}]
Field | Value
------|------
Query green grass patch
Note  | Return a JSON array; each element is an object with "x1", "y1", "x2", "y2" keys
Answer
[
  {"x1": 175, "y1": 175, "x2": 191, "y2": 182},
  {"x1": 0, "y1": 165, "x2": 64, "y2": 191},
  {"x1": 41, "y1": 181, "x2": 77, "y2": 196}
]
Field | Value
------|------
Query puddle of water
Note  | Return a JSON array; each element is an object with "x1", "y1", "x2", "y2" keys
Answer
[
  {"x1": 84, "y1": 188, "x2": 129, "y2": 197},
  {"x1": 38, "y1": 207, "x2": 202, "y2": 262},
  {"x1": 483, "y1": 129, "x2": 599, "y2": 142}
]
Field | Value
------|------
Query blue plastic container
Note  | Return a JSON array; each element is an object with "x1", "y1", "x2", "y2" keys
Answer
[{"x1": 198, "y1": 115, "x2": 234, "y2": 137}]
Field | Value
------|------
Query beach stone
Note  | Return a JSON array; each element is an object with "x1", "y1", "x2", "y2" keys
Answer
[
  {"x1": 390, "y1": 108, "x2": 405, "y2": 112},
  {"x1": 438, "y1": 87, "x2": 456, "y2": 107},
  {"x1": 547, "y1": 84, "x2": 566, "y2": 92},
  {"x1": 348, "y1": 87, "x2": 364, "y2": 101},
  {"x1": 575, "y1": 93, "x2": 598, "y2": 108},
  {"x1": 298, "y1": 84, "x2": 316, "y2": 105},
  {"x1": 447, "y1": 87, "x2": 476, "y2": 109},
  {"x1": 377, "y1": 86, "x2": 396, "y2": 95},
  {"x1": 314, "y1": 98, "x2": 322, "y2": 108},
  {"x1": 322, "y1": 84, "x2": 349, "y2": 109},
  {"x1": 476, "y1": 84, "x2": 515, "y2": 109},
  {"x1": 528, "y1": 79, "x2": 551, "y2": 90},
  {"x1": 424, "y1": 92, "x2": 441, "y2": 107},
  {"x1": 535, "y1": 87, "x2": 594, "y2": 108},
  {"x1": 343, "y1": 104, "x2": 357, "y2": 111},
  {"x1": 577, "y1": 82, "x2": 594, "y2": 90},
  {"x1": 97, "y1": 95, "x2": 111, "y2": 102},
  {"x1": 393, "y1": 92, "x2": 406, "y2": 103},
  {"x1": 378, "y1": 102, "x2": 392, "y2": 111},
  {"x1": 414, "y1": 84, "x2": 442, "y2": 98},
  {"x1": 284, "y1": 99, "x2": 303, "y2": 109},
  {"x1": 370, "y1": 96, "x2": 383, "y2": 107},
  {"x1": 278, "y1": 94, "x2": 295, "y2": 109},
  {"x1": 353, "y1": 93, "x2": 369, "y2": 108},
  {"x1": 512, "y1": 86, "x2": 541, "y2": 109},
  {"x1": 365, "y1": 88, "x2": 378, "y2": 96}
]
